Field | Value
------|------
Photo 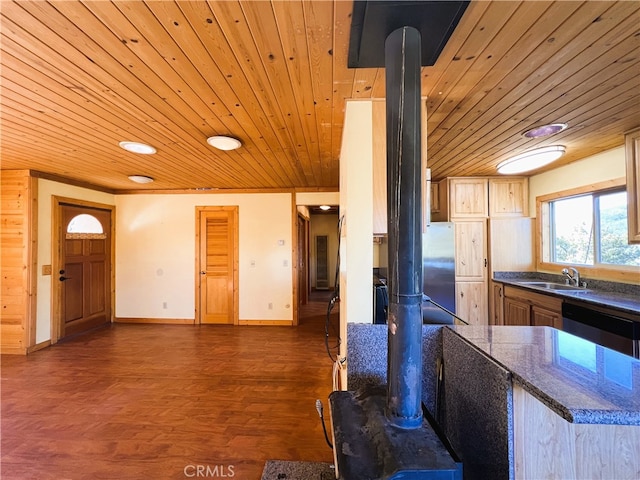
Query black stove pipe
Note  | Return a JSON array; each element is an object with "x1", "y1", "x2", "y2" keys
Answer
[{"x1": 385, "y1": 26, "x2": 423, "y2": 429}]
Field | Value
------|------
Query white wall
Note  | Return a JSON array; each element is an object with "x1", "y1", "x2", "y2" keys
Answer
[
  {"x1": 339, "y1": 100, "x2": 374, "y2": 335},
  {"x1": 115, "y1": 193, "x2": 294, "y2": 322},
  {"x1": 528, "y1": 146, "x2": 626, "y2": 214},
  {"x1": 296, "y1": 191, "x2": 340, "y2": 207},
  {"x1": 36, "y1": 180, "x2": 115, "y2": 344}
]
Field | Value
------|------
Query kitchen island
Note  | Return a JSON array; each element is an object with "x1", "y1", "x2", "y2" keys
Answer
[
  {"x1": 447, "y1": 325, "x2": 639, "y2": 479},
  {"x1": 346, "y1": 323, "x2": 640, "y2": 479}
]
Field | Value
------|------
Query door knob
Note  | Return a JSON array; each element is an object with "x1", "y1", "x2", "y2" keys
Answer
[
  {"x1": 59, "y1": 276, "x2": 70, "y2": 281},
  {"x1": 200, "y1": 271, "x2": 206, "y2": 275}
]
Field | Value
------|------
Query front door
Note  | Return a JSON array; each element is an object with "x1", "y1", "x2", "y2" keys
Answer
[
  {"x1": 197, "y1": 207, "x2": 238, "y2": 324},
  {"x1": 59, "y1": 204, "x2": 111, "y2": 339}
]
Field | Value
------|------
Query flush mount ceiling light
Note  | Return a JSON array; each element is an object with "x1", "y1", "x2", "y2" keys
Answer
[
  {"x1": 119, "y1": 141, "x2": 157, "y2": 155},
  {"x1": 522, "y1": 123, "x2": 568, "y2": 139},
  {"x1": 497, "y1": 145, "x2": 566, "y2": 175},
  {"x1": 128, "y1": 175, "x2": 154, "y2": 184},
  {"x1": 319, "y1": 205, "x2": 331, "y2": 211},
  {"x1": 206, "y1": 135, "x2": 242, "y2": 151}
]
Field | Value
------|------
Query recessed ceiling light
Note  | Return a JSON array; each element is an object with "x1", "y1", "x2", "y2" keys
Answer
[
  {"x1": 128, "y1": 175, "x2": 154, "y2": 184},
  {"x1": 206, "y1": 135, "x2": 242, "y2": 151},
  {"x1": 119, "y1": 141, "x2": 157, "y2": 154},
  {"x1": 497, "y1": 145, "x2": 566, "y2": 175},
  {"x1": 522, "y1": 123, "x2": 568, "y2": 139}
]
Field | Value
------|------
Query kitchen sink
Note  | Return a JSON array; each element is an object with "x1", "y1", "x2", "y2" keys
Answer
[{"x1": 518, "y1": 281, "x2": 591, "y2": 293}]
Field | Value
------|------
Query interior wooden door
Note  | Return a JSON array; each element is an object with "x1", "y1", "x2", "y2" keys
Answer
[
  {"x1": 297, "y1": 214, "x2": 309, "y2": 306},
  {"x1": 59, "y1": 205, "x2": 111, "y2": 339},
  {"x1": 198, "y1": 207, "x2": 238, "y2": 324}
]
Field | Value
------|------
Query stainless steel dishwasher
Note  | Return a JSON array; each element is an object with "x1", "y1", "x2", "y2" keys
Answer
[{"x1": 562, "y1": 301, "x2": 640, "y2": 358}]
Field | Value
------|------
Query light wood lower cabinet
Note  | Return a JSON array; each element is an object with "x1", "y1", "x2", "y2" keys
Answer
[
  {"x1": 490, "y1": 281, "x2": 504, "y2": 325},
  {"x1": 502, "y1": 285, "x2": 563, "y2": 328},
  {"x1": 504, "y1": 297, "x2": 530, "y2": 326},
  {"x1": 513, "y1": 384, "x2": 640, "y2": 479},
  {"x1": 456, "y1": 281, "x2": 487, "y2": 326},
  {"x1": 531, "y1": 305, "x2": 563, "y2": 329}
]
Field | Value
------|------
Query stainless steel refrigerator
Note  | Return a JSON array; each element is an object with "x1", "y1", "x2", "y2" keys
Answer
[{"x1": 422, "y1": 222, "x2": 456, "y2": 323}]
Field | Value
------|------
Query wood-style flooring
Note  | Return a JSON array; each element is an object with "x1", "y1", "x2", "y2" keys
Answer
[{"x1": 1, "y1": 293, "x2": 339, "y2": 479}]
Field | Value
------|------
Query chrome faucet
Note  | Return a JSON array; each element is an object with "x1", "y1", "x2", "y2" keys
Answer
[{"x1": 561, "y1": 267, "x2": 580, "y2": 287}]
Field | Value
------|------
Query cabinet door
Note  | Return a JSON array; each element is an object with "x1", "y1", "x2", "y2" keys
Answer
[
  {"x1": 504, "y1": 297, "x2": 530, "y2": 326},
  {"x1": 490, "y1": 281, "x2": 504, "y2": 326},
  {"x1": 449, "y1": 178, "x2": 489, "y2": 218},
  {"x1": 456, "y1": 281, "x2": 488, "y2": 325},
  {"x1": 489, "y1": 178, "x2": 529, "y2": 217},
  {"x1": 625, "y1": 128, "x2": 640, "y2": 243},
  {"x1": 430, "y1": 181, "x2": 440, "y2": 214},
  {"x1": 531, "y1": 305, "x2": 563, "y2": 329},
  {"x1": 455, "y1": 220, "x2": 487, "y2": 281}
]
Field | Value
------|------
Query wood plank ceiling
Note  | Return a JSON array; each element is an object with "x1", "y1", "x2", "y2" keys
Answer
[{"x1": 1, "y1": 1, "x2": 639, "y2": 192}]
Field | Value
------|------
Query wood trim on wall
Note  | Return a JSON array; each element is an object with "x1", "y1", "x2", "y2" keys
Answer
[
  {"x1": 535, "y1": 177, "x2": 640, "y2": 284},
  {"x1": 27, "y1": 340, "x2": 51, "y2": 354},
  {"x1": 27, "y1": 175, "x2": 38, "y2": 349},
  {"x1": 0, "y1": 170, "x2": 38, "y2": 355},
  {"x1": 238, "y1": 320, "x2": 294, "y2": 326},
  {"x1": 114, "y1": 318, "x2": 195, "y2": 325},
  {"x1": 51, "y1": 196, "x2": 116, "y2": 344},
  {"x1": 291, "y1": 193, "x2": 299, "y2": 326}
]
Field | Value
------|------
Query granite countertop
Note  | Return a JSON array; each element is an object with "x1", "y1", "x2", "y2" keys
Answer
[
  {"x1": 494, "y1": 272, "x2": 640, "y2": 315},
  {"x1": 450, "y1": 325, "x2": 640, "y2": 426}
]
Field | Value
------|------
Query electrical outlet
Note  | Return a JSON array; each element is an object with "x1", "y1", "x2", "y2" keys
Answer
[
  {"x1": 162, "y1": 302, "x2": 167, "y2": 309},
  {"x1": 268, "y1": 303, "x2": 273, "y2": 310}
]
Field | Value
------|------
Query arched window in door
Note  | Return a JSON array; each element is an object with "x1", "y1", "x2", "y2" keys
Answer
[{"x1": 65, "y1": 213, "x2": 107, "y2": 239}]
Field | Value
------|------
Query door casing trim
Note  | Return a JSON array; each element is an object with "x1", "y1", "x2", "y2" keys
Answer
[
  {"x1": 195, "y1": 206, "x2": 239, "y2": 325},
  {"x1": 51, "y1": 196, "x2": 115, "y2": 344}
]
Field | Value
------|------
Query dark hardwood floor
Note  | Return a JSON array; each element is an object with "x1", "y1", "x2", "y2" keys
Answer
[{"x1": 1, "y1": 296, "x2": 339, "y2": 479}]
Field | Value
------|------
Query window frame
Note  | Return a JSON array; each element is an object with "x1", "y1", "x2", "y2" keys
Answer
[{"x1": 536, "y1": 177, "x2": 640, "y2": 283}]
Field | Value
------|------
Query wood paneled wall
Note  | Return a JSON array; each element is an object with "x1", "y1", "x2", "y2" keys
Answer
[{"x1": 1, "y1": 170, "x2": 37, "y2": 354}]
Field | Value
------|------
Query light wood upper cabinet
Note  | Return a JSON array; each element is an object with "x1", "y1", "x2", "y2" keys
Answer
[
  {"x1": 433, "y1": 176, "x2": 529, "y2": 221},
  {"x1": 430, "y1": 181, "x2": 440, "y2": 215},
  {"x1": 449, "y1": 178, "x2": 489, "y2": 218},
  {"x1": 489, "y1": 178, "x2": 529, "y2": 217},
  {"x1": 625, "y1": 127, "x2": 640, "y2": 244}
]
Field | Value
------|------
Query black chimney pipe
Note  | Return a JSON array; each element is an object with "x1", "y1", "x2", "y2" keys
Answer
[{"x1": 385, "y1": 26, "x2": 423, "y2": 429}]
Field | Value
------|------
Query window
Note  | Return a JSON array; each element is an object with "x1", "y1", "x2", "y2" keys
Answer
[
  {"x1": 66, "y1": 214, "x2": 106, "y2": 239},
  {"x1": 549, "y1": 190, "x2": 640, "y2": 267}
]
